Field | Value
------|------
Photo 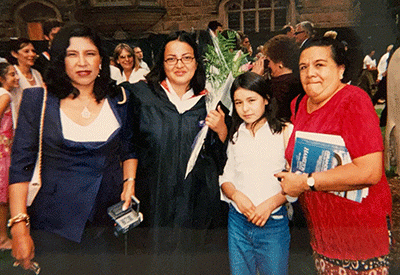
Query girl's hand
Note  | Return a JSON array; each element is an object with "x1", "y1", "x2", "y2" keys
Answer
[
  {"x1": 206, "y1": 106, "x2": 227, "y2": 142},
  {"x1": 232, "y1": 190, "x2": 256, "y2": 219},
  {"x1": 274, "y1": 171, "x2": 309, "y2": 197},
  {"x1": 249, "y1": 200, "x2": 273, "y2": 227},
  {"x1": 121, "y1": 180, "x2": 135, "y2": 211},
  {"x1": 11, "y1": 224, "x2": 35, "y2": 270}
]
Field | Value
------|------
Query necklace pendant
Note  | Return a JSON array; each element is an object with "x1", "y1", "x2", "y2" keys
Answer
[{"x1": 81, "y1": 106, "x2": 91, "y2": 119}]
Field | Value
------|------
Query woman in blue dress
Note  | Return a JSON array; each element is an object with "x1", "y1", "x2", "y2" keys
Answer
[{"x1": 8, "y1": 23, "x2": 131, "y2": 272}]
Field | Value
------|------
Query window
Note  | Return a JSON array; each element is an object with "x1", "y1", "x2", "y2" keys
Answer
[
  {"x1": 90, "y1": 0, "x2": 133, "y2": 7},
  {"x1": 90, "y1": 0, "x2": 158, "y2": 7},
  {"x1": 227, "y1": 0, "x2": 288, "y2": 32}
]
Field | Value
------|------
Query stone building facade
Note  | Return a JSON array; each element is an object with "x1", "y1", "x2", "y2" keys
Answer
[
  {"x1": 0, "y1": 0, "x2": 383, "y2": 40},
  {"x1": 0, "y1": 0, "x2": 398, "y2": 59}
]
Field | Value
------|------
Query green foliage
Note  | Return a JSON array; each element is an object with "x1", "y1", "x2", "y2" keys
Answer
[{"x1": 204, "y1": 30, "x2": 249, "y2": 91}]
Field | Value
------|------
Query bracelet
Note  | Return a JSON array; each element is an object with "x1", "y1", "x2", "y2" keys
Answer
[
  {"x1": 123, "y1": 177, "x2": 135, "y2": 183},
  {"x1": 7, "y1": 213, "x2": 30, "y2": 228}
]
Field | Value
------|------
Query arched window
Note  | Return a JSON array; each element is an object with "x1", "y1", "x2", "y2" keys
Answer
[{"x1": 226, "y1": 0, "x2": 288, "y2": 33}]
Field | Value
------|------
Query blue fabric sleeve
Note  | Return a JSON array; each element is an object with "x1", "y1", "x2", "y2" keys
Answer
[
  {"x1": 9, "y1": 87, "x2": 44, "y2": 184},
  {"x1": 120, "y1": 82, "x2": 138, "y2": 162}
]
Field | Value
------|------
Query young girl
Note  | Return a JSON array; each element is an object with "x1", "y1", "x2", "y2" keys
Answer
[
  {"x1": 0, "y1": 62, "x2": 18, "y2": 250},
  {"x1": 220, "y1": 71, "x2": 290, "y2": 275}
]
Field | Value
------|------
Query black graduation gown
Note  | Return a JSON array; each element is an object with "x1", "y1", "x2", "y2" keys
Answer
[{"x1": 122, "y1": 81, "x2": 228, "y2": 231}]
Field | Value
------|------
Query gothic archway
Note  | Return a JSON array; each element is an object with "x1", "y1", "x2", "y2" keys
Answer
[{"x1": 13, "y1": 0, "x2": 62, "y2": 39}]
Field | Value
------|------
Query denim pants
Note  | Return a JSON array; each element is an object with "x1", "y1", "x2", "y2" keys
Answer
[{"x1": 228, "y1": 205, "x2": 290, "y2": 275}]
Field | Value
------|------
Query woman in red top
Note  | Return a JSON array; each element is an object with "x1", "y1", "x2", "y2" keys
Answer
[{"x1": 275, "y1": 37, "x2": 392, "y2": 274}]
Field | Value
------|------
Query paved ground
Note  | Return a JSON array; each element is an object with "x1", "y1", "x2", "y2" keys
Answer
[{"x1": 0, "y1": 226, "x2": 314, "y2": 275}]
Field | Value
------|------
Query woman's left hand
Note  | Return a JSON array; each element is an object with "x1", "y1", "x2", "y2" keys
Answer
[
  {"x1": 120, "y1": 180, "x2": 135, "y2": 211},
  {"x1": 206, "y1": 106, "x2": 227, "y2": 142},
  {"x1": 275, "y1": 171, "x2": 309, "y2": 198}
]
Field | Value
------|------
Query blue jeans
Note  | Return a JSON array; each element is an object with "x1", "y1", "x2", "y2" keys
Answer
[{"x1": 228, "y1": 205, "x2": 290, "y2": 275}]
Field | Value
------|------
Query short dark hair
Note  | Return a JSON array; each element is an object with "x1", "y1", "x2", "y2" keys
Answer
[
  {"x1": 43, "y1": 19, "x2": 63, "y2": 37},
  {"x1": 301, "y1": 37, "x2": 349, "y2": 82},
  {"x1": 207, "y1": 21, "x2": 222, "y2": 32},
  {"x1": 264, "y1": 35, "x2": 299, "y2": 71},
  {"x1": 145, "y1": 31, "x2": 206, "y2": 95},
  {"x1": 7, "y1": 37, "x2": 34, "y2": 65},
  {"x1": 229, "y1": 72, "x2": 284, "y2": 142},
  {"x1": 45, "y1": 23, "x2": 118, "y2": 101}
]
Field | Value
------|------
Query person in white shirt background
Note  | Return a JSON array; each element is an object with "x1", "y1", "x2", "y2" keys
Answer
[
  {"x1": 220, "y1": 71, "x2": 290, "y2": 275},
  {"x1": 363, "y1": 49, "x2": 377, "y2": 70},
  {"x1": 358, "y1": 47, "x2": 378, "y2": 97},
  {"x1": 112, "y1": 43, "x2": 148, "y2": 85},
  {"x1": 8, "y1": 38, "x2": 45, "y2": 126},
  {"x1": 133, "y1": 46, "x2": 150, "y2": 71},
  {"x1": 377, "y1": 44, "x2": 393, "y2": 83}
]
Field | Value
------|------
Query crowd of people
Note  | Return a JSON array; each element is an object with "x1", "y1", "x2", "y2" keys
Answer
[{"x1": 0, "y1": 17, "x2": 394, "y2": 275}]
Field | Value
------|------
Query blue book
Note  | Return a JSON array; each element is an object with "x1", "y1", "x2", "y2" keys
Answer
[{"x1": 291, "y1": 131, "x2": 368, "y2": 202}]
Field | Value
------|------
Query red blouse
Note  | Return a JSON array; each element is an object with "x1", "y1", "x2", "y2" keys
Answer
[{"x1": 286, "y1": 84, "x2": 392, "y2": 260}]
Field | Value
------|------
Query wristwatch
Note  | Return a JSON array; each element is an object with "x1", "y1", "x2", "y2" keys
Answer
[{"x1": 307, "y1": 173, "x2": 316, "y2": 191}]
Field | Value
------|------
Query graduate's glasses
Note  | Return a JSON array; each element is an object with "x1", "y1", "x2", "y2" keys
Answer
[{"x1": 164, "y1": 56, "x2": 195, "y2": 66}]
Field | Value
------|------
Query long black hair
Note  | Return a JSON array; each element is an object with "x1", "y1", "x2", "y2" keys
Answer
[
  {"x1": 44, "y1": 23, "x2": 118, "y2": 102},
  {"x1": 229, "y1": 72, "x2": 284, "y2": 142},
  {"x1": 145, "y1": 31, "x2": 206, "y2": 95}
]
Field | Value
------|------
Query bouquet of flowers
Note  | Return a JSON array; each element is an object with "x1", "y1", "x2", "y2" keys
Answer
[
  {"x1": 204, "y1": 30, "x2": 251, "y2": 111},
  {"x1": 185, "y1": 30, "x2": 251, "y2": 178}
]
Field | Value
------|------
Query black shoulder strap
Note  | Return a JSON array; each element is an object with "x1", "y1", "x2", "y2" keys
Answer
[{"x1": 294, "y1": 92, "x2": 305, "y2": 117}]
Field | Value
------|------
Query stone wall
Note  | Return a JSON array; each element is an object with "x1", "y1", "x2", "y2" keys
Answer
[
  {"x1": 149, "y1": 0, "x2": 359, "y2": 34},
  {"x1": 150, "y1": 0, "x2": 220, "y2": 33},
  {"x1": 295, "y1": 0, "x2": 356, "y2": 28}
]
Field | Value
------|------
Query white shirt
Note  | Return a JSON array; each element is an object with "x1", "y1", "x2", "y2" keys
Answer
[
  {"x1": 139, "y1": 60, "x2": 150, "y2": 71},
  {"x1": 60, "y1": 98, "x2": 120, "y2": 142},
  {"x1": 161, "y1": 78, "x2": 205, "y2": 114},
  {"x1": 219, "y1": 122, "x2": 286, "y2": 214},
  {"x1": 12, "y1": 66, "x2": 44, "y2": 127},
  {"x1": 0, "y1": 87, "x2": 12, "y2": 100},
  {"x1": 363, "y1": 55, "x2": 376, "y2": 69},
  {"x1": 377, "y1": 52, "x2": 390, "y2": 80},
  {"x1": 0, "y1": 87, "x2": 12, "y2": 114},
  {"x1": 110, "y1": 65, "x2": 121, "y2": 82},
  {"x1": 116, "y1": 68, "x2": 148, "y2": 85}
]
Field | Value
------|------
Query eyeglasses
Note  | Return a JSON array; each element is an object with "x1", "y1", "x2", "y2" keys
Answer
[
  {"x1": 294, "y1": 31, "x2": 305, "y2": 35},
  {"x1": 119, "y1": 54, "x2": 133, "y2": 60},
  {"x1": 164, "y1": 56, "x2": 195, "y2": 65}
]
